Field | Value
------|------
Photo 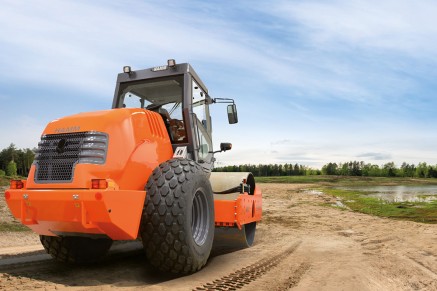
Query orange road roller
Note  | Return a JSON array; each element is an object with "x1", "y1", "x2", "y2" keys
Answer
[{"x1": 5, "y1": 60, "x2": 262, "y2": 273}]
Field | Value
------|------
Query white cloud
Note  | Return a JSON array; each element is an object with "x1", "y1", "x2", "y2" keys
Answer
[
  {"x1": 356, "y1": 152, "x2": 392, "y2": 161},
  {"x1": 268, "y1": 0, "x2": 437, "y2": 57},
  {"x1": 243, "y1": 0, "x2": 437, "y2": 104},
  {"x1": 0, "y1": 0, "x2": 378, "y2": 103},
  {"x1": 2, "y1": 0, "x2": 436, "y2": 102},
  {"x1": 217, "y1": 134, "x2": 437, "y2": 168},
  {"x1": 0, "y1": 1, "x2": 273, "y2": 97},
  {"x1": 1, "y1": 0, "x2": 437, "y2": 168}
]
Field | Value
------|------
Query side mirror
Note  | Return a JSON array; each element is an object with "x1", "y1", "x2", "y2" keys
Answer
[
  {"x1": 210, "y1": 143, "x2": 232, "y2": 154},
  {"x1": 220, "y1": 143, "x2": 232, "y2": 152},
  {"x1": 227, "y1": 104, "x2": 238, "y2": 124}
]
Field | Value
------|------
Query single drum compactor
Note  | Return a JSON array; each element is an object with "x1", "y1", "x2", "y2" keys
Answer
[{"x1": 5, "y1": 60, "x2": 262, "y2": 274}]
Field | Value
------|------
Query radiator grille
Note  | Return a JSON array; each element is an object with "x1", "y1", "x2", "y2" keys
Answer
[{"x1": 34, "y1": 131, "x2": 108, "y2": 183}]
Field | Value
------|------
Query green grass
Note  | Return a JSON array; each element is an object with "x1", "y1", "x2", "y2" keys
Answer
[
  {"x1": 256, "y1": 175, "x2": 437, "y2": 186},
  {"x1": 0, "y1": 222, "x2": 31, "y2": 232},
  {"x1": 321, "y1": 188, "x2": 437, "y2": 224},
  {"x1": 256, "y1": 176, "x2": 338, "y2": 184},
  {"x1": 0, "y1": 176, "x2": 10, "y2": 186}
]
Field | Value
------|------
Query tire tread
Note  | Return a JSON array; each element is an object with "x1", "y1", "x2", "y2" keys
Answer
[{"x1": 141, "y1": 158, "x2": 213, "y2": 274}]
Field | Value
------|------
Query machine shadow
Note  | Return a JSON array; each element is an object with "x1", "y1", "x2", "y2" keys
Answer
[
  {"x1": 2, "y1": 248, "x2": 181, "y2": 288},
  {"x1": 210, "y1": 244, "x2": 247, "y2": 258},
  {"x1": 2, "y1": 243, "x2": 246, "y2": 288}
]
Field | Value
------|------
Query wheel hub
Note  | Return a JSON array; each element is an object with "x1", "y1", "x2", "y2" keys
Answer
[{"x1": 191, "y1": 189, "x2": 209, "y2": 246}]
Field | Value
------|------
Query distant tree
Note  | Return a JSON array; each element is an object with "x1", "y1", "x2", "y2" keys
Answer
[
  {"x1": 322, "y1": 162, "x2": 338, "y2": 175},
  {"x1": 351, "y1": 161, "x2": 362, "y2": 176},
  {"x1": 383, "y1": 162, "x2": 396, "y2": 177},
  {"x1": 362, "y1": 163, "x2": 371, "y2": 176},
  {"x1": 6, "y1": 160, "x2": 17, "y2": 177},
  {"x1": 339, "y1": 163, "x2": 349, "y2": 176},
  {"x1": 400, "y1": 162, "x2": 415, "y2": 177},
  {"x1": 428, "y1": 165, "x2": 437, "y2": 178},
  {"x1": 415, "y1": 162, "x2": 428, "y2": 178}
]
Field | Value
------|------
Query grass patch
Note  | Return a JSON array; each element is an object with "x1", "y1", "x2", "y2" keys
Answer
[
  {"x1": 417, "y1": 194, "x2": 437, "y2": 200},
  {"x1": 322, "y1": 188, "x2": 437, "y2": 224},
  {"x1": 0, "y1": 222, "x2": 31, "y2": 232},
  {"x1": 256, "y1": 176, "x2": 342, "y2": 184},
  {"x1": 0, "y1": 176, "x2": 10, "y2": 187},
  {"x1": 256, "y1": 175, "x2": 437, "y2": 186}
]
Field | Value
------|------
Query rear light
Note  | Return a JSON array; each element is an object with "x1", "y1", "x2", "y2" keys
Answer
[
  {"x1": 5, "y1": 191, "x2": 10, "y2": 200},
  {"x1": 91, "y1": 179, "x2": 108, "y2": 189},
  {"x1": 10, "y1": 180, "x2": 24, "y2": 189}
]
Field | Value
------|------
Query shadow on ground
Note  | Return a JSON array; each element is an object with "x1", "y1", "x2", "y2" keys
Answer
[{"x1": 1, "y1": 240, "x2": 245, "y2": 288}]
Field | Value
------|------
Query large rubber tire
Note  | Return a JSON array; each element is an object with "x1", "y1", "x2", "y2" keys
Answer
[
  {"x1": 140, "y1": 158, "x2": 215, "y2": 274},
  {"x1": 40, "y1": 235, "x2": 113, "y2": 264}
]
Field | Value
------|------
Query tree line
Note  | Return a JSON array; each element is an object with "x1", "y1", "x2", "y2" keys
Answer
[
  {"x1": 0, "y1": 144, "x2": 35, "y2": 177},
  {"x1": 320, "y1": 161, "x2": 437, "y2": 178},
  {"x1": 2, "y1": 142, "x2": 437, "y2": 179},
  {"x1": 213, "y1": 163, "x2": 320, "y2": 176},
  {"x1": 214, "y1": 161, "x2": 437, "y2": 178}
]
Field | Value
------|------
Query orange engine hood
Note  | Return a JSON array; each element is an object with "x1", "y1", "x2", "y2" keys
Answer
[{"x1": 27, "y1": 108, "x2": 173, "y2": 190}]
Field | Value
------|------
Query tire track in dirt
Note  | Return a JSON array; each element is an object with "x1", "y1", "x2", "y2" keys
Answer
[
  {"x1": 193, "y1": 241, "x2": 302, "y2": 291},
  {"x1": 405, "y1": 254, "x2": 437, "y2": 278},
  {"x1": 275, "y1": 262, "x2": 311, "y2": 290}
]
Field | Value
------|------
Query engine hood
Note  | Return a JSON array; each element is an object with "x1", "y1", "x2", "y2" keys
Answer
[{"x1": 27, "y1": 108, "x2": 173, "y2": 190}]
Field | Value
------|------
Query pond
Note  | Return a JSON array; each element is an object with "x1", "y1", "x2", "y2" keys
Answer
[{"x1": 336, "y1": 185, "x2": 437, "y2": 203}]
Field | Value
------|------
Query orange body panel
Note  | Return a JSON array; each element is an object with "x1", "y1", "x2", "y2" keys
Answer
[
  {"x1": 5, "y1": 187, "x2": 146, "y2": 240},
  {"x1": 214, "y1": 186, "x2": 262, "y2": 229},
  {"x1": 5, "y1": 108, "x2": 173, "y2": 240}
]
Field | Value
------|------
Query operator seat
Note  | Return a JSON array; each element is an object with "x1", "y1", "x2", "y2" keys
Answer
[
  {"x1": 150, "y1": 107, "x2": 186, "y2": 143},
  {"x1": 169, "y1": 119, "x2": 187, "y2": 143}
]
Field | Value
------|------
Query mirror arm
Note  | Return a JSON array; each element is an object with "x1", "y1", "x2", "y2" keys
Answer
[
  {"x1": 209, "y1": 148, "x2": 231, "y2": 154},
  {"x1": 209, "y1": 142, "x2": 232, "y2": 154}
]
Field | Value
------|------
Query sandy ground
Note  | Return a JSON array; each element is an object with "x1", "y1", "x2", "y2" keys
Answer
[{"x1": 0, "y1": 183, "x2": 436, "y2": 290}]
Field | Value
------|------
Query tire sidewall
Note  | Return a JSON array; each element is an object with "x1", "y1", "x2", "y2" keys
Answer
[
  {"x1": 184, "y1": 171, "x2": 214, "y2": 264},
  {"x1": 141, "y1": 158, "x2": 215, "y2": 273}
]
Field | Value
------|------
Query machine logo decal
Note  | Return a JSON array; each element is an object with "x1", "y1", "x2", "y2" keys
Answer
[{"x1": 54, "y1": 126, "x2": 80, "y2": 134}]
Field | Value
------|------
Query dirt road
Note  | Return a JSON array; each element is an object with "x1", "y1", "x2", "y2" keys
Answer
[{"x1": 1, "y1": 183, "x2": 436, "y2": 290}]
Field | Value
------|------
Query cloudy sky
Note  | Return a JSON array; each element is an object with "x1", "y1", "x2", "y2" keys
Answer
[{"x1": 1, "y1": 0, "x2": 437, "y2": 168}]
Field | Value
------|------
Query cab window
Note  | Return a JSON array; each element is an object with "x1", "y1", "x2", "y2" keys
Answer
[
  {"x1": 192, "y1": 80, "x2": 212, "y2": 161},
  {"x1": 117, "y1": 76, "x2": 187, "y2": 143}
]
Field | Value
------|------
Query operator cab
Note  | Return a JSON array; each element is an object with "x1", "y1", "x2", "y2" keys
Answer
[
  {"x1": 116, "y1": 75, "x2": 187, "y2": 143},
  {"x1": 112, "y1": 60, "x2": 237, "y2": 171}
]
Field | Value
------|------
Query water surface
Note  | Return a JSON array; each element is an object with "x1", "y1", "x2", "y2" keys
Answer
[{"x1": 336, "y1": 185, "x2": 437, "y2": 202}]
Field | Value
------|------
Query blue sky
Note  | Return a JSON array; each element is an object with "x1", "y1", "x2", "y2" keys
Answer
[{"x1": 1, "y1": 0, "x2": 437, "y2": 168}]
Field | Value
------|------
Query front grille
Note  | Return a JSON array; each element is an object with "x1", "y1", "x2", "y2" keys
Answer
[{"x1": 34, "y1": 131, "x2": 108, "y2": 183}]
